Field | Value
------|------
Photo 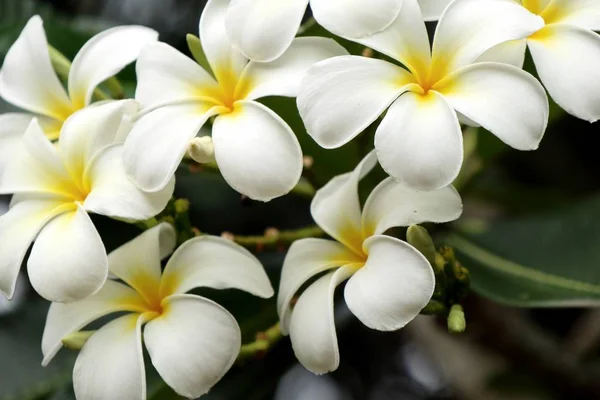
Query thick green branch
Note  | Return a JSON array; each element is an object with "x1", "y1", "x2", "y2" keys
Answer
[{"x1": 227, "y1": 225, "x2": 325, "y2": 249}]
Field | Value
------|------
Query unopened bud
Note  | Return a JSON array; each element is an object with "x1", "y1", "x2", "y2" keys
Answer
[
  {"x1": 407, "y1": 225, "x2": 437, "y2": 266},
  {"x1": 420, "y1": 300, "x2": 446, "y2": 315},
  {"x1": 264, "y1": 227, "x2": 280, "y2": 238},
  {"x1": 188, "y1": 136, "x2": 215, "y2": 164},
  {"x1": 447, "y1": 304, "x2": 466, "y2": 334},
  {"x1": 221, "y1": 231, "x2": 235, "y2": 241},
  {"x1": 186, "y1": 34, "x2": 213, "y2": 74},
  {"x1": 362, "y1": 47, "x2": 374, "y2": 58},
  {"x1": 174, "y1": 198, "x2": 190, "y2": 214},
  {"x1": 302, "y1": 156, "x2": 314, "y2": 169},
  {"x1": 62, "y1": 330, "x2": 95, "y2": 350}
]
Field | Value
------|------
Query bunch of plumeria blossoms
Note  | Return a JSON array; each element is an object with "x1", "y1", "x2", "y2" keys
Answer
[{"x1": 0, "y1": 0, "x2": 598, "y2": 397}]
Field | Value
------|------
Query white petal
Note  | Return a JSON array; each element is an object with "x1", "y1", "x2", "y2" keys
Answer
[
  {"x1": 311, "y1": 0, "x2": 403, "y2": 39},
  {"x1": 418, "y1": 0, "x2": 452, "y2": 21},
  {"x1": 200, "y1": 0, "x2": 247, "y2": 81},
  {"x1": 0, "y1": 16, "x2": 73, "y2": 120},
  {"x1": 123, "y1": 102, "x2": 218, "y2": 192},
  {"x1": 297, "y1": 56, "x2": 413, "y2": 149},
  {"x1": 0, "y1": 119, "x2": 78, "y2": 198},
  {"x1": 361, "y1": 178, "x2": 462, "y2": 237},
  {"x1": 436, "y1": 62, "x2": 549, "y2": 150},
  {"x1": 476, "y1": 39, "x2": 528, "y2": 68},
  {"x1": 225, "y1": 0, "x2": 309, "y2": 62},
  {"x1": 289, "y1": 266, "x2": 355, "y2": 374},
  {"x1": 144, "y1": 294, "x2": 241, "y2": 398},
  {"x1": 73, "y1": 313, "x2": 148, "y2": 400},
  {"x1": 354, "y1": 0, "x2": 431, "y2": 79},
  {"x1": 108, "y1": 223, "x2": 176, "y2": 305},
  {"x1": 212, "y1": 100, "x2": 302, "y2": 201},
  {"x1": 278, "y1": 239, "x2": 361, "y2": 335},
  {"x1": 521, "y1": 0, "x2": 551, "y2": 15},
  {"x1": 84, "y1": 145, "x2": 174, "y2": 220},
  {"x1": 42, "y1": 280, "x2": 148, "y2": 366},
  {"x1": 0, "y1": 113, "x2": 34, "y2": 173},
  {"x1": 28, "y1": 204, "x2": 108, "y2": 302},
  {"x1": 344, "y1": 235, "x2": 434, "y2": 331},
  {"x1": 160, "y1": 235, "x2": 273, "y2": 298},
  {"x1": 135, "y1": 42, "x2": 219, "y2": 110},
  {"x1": 431, "y1": 0, "x2": 544, "y2": 75},
  {"x1": 243, "y1": 37, "x2": 348, "y2": 100},
  {"x1": 68, "y1": 26, "x2": 158, "y2": 108},
  {"x1": 541, "y1": 0, "x2": 600, "y2": 31},
  {"x1": 0, "y1": 197, "x2": 69, "y2": 299},
  {"x1": 59, "y1": 100, "x2": 139, "y2": 175},
  {"x1": 528, "y1": 24, "x2": 600, "y2": 122},
  {"x1": 375, "y1": 91, "x2": 463, "y2": 191},
  {"x1": 311, "y1": 151, "x2": 377, "y2": 255}
]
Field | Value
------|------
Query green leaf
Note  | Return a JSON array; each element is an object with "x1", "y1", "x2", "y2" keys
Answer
[{"x1": 446, "y1": 193, "x2": 600, "y2": 307}]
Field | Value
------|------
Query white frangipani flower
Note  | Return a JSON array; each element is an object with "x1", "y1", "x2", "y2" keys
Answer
[
  {"x1": 479, "y1": 0, "x2": 600, "y2": 122},
  {"x1": 0, "y1": 102, "x2": 174, "y2": 302},
  {"x1": 123, "y1": 0, "x2": 348, "y2": 202},
  {"x1": 0, "y1": 15, "x2": 158, "y2": 166},
  {"x1": 225, "y1": 0, "x2": 452, "y2": 62},
  {"x1": 42, "y1": 223, "x2": 274, "y2": 399},
  {"x1": 277, "y1": 152, "x2": 463, "y2": 374},
  {"x1": 298, "y1": 0, "x2": 550, "y2": 191}
]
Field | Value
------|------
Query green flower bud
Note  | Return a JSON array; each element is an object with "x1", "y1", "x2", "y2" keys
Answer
[
  {"x1": 62, "y1": 330, "x2": 95, "y2": 350},
  {"x1": 407, "y1": 225, "x2": 437, "y2": 266},
  {"x1": 447, "y1": 304, "x2": 466, "y2": 334},
  {"x1": 186, "y1": 34, "x2": 213, "y2": 76}
]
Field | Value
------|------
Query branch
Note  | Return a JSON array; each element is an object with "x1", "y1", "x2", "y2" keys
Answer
[
  {"x1": 237, "y1": 323, "x2": 282, "y2": 363},
  {"x1": 224, "y1": 225, "x2": 325, "y2": 250}
]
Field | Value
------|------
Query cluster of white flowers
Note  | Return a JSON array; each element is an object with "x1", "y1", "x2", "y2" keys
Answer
[{"x1": 0, "y1": 0, "x2": 598, "y2": 398}]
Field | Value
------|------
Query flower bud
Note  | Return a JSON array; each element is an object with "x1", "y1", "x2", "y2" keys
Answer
[
  {"x1": 188, "y1": 136, "x2": 215, "y2": 164},
  {"x1": 407, "y1": 225, "x2": 437, "y2": 266},
  {"x1": 62, "y1": 330, "x2": 95, "y2": 350},
  {"x1": 447, "y1": 304, "x2": 466, "y2": 334}
]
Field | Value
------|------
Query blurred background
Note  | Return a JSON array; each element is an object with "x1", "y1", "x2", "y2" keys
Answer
[{"x1": 1, "y1": 0, "x2": 600, "y2": 399}]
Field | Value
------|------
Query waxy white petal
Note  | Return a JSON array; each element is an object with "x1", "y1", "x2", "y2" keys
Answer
[
  {"x1": 362, "y1": 178, "x2": 462, "y2": 237},
  {"x1": 311, "y1": 151, "x2": 377, "y2": 255},
  {"x1": 0, "y1": 16, "x2": 73, "y2": 121},
  {"x1": 278, "y1": 239, "x2": 360, "y2": 334},
  {"x1": 28, "y1": 204, "x2": 108, "y2": 302},
  {"x1": 144, "y1": 294, "x2": 241, "y2": 398},
  {"x1": 476, "y1": 39, "x2": 527, "y2": 68},
  {"x1": 225, "y1": 0, "x2": 309, "y2": 62},
  {"x1": 243, "y1": 37, "x2": 348, "y2": 100},
  {"x1": 345, "y1": 235, "x2": 434, "y2": 331},
  {"x1": 0, "y1": 197, "x2": 69, "y2": 299},
  {"x1": 68, "y1": 26, "x2": 158, "y2": 108},
  {"x1": 74, "y1": 313, "x2": 148, "y2": 400},
  {"x1": 0, "y1": 113, "x2": 34, "y2": 172},
  {"x1": 42, "y1": 280, "x2": 148, "y2": 366},
  {"x1": 374, "y1": 91, "x2": 463, "y2": 191},
  {"x1": 298, "y1": 56, "x2": 413, "y2": 149},
  {"x1": 161, "y1": 235, "x2": 273, "y2": 298},
  {"x1": 85, "y1": 145, "x2": 174, "y2": 220},
  {"x1": 135, "y1": 42, "x2": 219, "y2": 110},
  {"x1": 431, "y1": 0, "x2": 544, "y2": 75},
  {"x1": 289, "y1": 266, "x2": 355, "y2": 374},
  {"x1": 437, "y1": 62, "x2": 548, "y2": 150},
  {"x1": 212, "y1": 100, "x2": 302, "y2": 201},
  {"x1": 418, "y1": 0, "x2": 452, "y2": 21},
  {"x1": 528, "y1": 24, "x2": 600, "y2": 122},
  {"x1": 541, "y1": 0, "x2": 600, "y2": 31},
  {"x1": 108, "y1": 223, "x2": 176, "y2": 305},
  {"x1": 123, "y1": 102, "x2": 218, "y2": 192}
]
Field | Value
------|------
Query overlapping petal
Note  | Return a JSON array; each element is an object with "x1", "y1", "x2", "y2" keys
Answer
[
  {"x1": 0, "y1": 113, "x2": 33, "y2": 172},
  {"x1": 476, "y1": 39, "x2": 527, "y2": 68},
  {"x1": 541, "y1": 0, "x2": 600, "y2": 30},
  {"x1": 73, "y1": 313, "x2": 148, "y2": 400},
  {"x1": 361, "y1": 178, "x2": 462, "y2": 237},
  {"x1": 27, "y1": 204, "x2": 108, "y2": 302},
  {"x1": 0, "y1": 16, "x2": 73, "y2": 120},
  {"x1": 298, "y1": 56, "x2": 414, "y2": 149},
  {"x1": 68, "y1": 26, "x2": 158, "y2": 108},
  {"x1": 144, "y1": 294, "x2": 241, "y2": 398},
  {"x1": 288, "y1": 266, "x2": 355, "y2": 375},
  {"x1": 374, "y1": 91, "x2": 463, "y2": 191},
  {"x1": 278, "y1": 239, "x2": 361, "y2": 334},
  {"x1": 436, "y1": 62, "x2": 548, "y2": 150},
  {"x1": 212, "y1": 101, "x2": 302, "y2": 201},
  {"x1": 225, "y1": 0, "x2": 309, "y2": 62},
  {"x1": 418, "y1": 0, "x2": 452, "y2": 21},
  {"x1": 528, "y1": 24, "x2": 600, "y2": 122},
  {"x1": 160, "y1": 235, "x2": 273, "y2": 298},
  {"x1": 243, "y1": 37, "x2": 348, "y2": 100},
  {"x1": 344, "y1": 235, "x2": 434, "y2": 331}
]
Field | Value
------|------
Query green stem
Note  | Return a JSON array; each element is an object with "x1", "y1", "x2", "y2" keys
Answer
[
  {"x1": 231, "y1": 225, "x2": 325, "y2": 249},
  {"x1": 237, "y1": 323, "x2": 282, "y2": 362}
]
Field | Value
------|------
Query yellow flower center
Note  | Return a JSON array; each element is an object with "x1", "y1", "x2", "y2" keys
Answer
[{"x1": 197, "y1": 63, "x2": 254, "y2": 114}]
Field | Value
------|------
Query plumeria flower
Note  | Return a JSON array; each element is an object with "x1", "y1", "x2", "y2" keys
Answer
[
  {"x1": 0, "y1": 15, "x2": 157, "y2": 165},
  {"x1": 225, "y1": 0, "x2": 452, "y2": 62},
  {"x1": 277, "y1": 151, "x2": 462, "y2": 374},
  {"x1": 42, "y1": 223, "x2": 274, "y2": 399},
  {"x1": 298, "y1": 0, "x2": 550, "y2": 191},
  {"x1": 0, "y1": 102, "x2": 174, "y2": 303},
  {"x1": 479, "y1": 0, "x2": 600, "y2": 122},
  {"x1": 123, "y1": 0, "x2": 347, "y2": 202}
]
